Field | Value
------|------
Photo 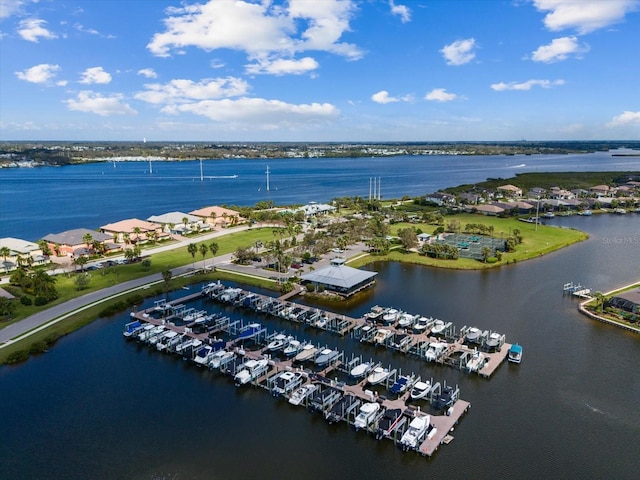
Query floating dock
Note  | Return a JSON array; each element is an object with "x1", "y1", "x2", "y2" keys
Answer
[{"x1": 124, "y1": 309, "x2": 471, "y2": 458}]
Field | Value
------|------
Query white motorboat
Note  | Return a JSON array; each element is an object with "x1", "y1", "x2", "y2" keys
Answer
[
  {"x1": 155, "y1": 330, "x2": 179, "y2": 351},
  {"x1": 136, "y1": 324, "x2": 158, "y2": 341},
  {"x1": 314, "y1": 348, "x2": 339, "y2": 367},
  {"x1": 349, "y1": 362, "x2": 372, "y2": 378},
  {"x1": 283, "y1": 340, "x2": 302, "y2": 357},
  {"x1": 288, "y1": 384, "x2": 318, "y2": 406},
  {"x1": 147, "y1": 327, "x2": 169, "y2": 346},
  {"x1": 294, "y1": 344, "x2": 317, "y2": 362},
  {"x1": 397, "y1": 313, "x2": 416, "y2": 328},
  {"x1": 123, "y1": 320, "x2": 144, "y2": 338},
  {"x1": 424, "y1": 342, "x2": 448, "y2": 362},
  {"x1": 410, "y1": 381, "x2": 431, "y2": 400},
  {"x1": 381, "y1": 308, "x2": 399, "y2": 325},
  {"x1": 400, "y1": 415, "x2": 430, "y2": 450},
  {"x1": 465, "y1": 327, "x2": 482, "y2": 344},
  {"x1": 354, "y1": 402, "x2": 381, "y2": 430},
  {"x1": 192, "y1": 344, "x2": 214, "y2": 366},
  {"x1": 266, "y1": 333, "x2": 291, "y2": 352},
  {"x1": 430, "y1": 319, "x2": 446, "y2": 335},
  {"x1": 271, "y1": 371, "x2": 305, "y2": 396},
  {"x1": 412, "y1": 316, "x2": 430, "y2": 332},
  {"x1": 366, "y1": 366, "x2": 390, "y2": 385},
  {"x1": 466, "y1": 349, "x2": 486, "y2": 372},
  {"x1": 234, "y1": 358, "x2": 270, "y2": 386},
  {"x1": 373, "y1": 328, "x2": 392, "y2": 345},
  {"x1": 209, "y1": 349, "x2": 235, "y2": 369},
  {"x1": 314, "y1": 315, "x2": 329, "y2": 329}
]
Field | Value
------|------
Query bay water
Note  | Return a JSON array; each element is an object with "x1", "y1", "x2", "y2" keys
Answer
[{"x1": 1, "y1": 214, "x2": 639, "y2": 479}]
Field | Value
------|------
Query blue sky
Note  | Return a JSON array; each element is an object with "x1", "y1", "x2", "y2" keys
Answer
[{"x1": 1, "y1": 0, "x2": 639, "y2": 142}]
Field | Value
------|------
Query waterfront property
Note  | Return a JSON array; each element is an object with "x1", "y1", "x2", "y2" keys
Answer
[
  {"x1": 100, "y1": 218, "x2": 167, "y2": 244},
  {"x1": 42, "y1": 228, "x2": 115, "y2": 257},
  {"x1": 189, "y1": 206, "x2": 245, "y2": 228},
  {"x1": 607, "y1": 289, "x2": 640, "y2": 315},
  {"x1": 146, "y1": 212, "x2": 208, "y2": 235},
  {"x1": 0, "y1": 237, "x2": 49, "y2": 272}
]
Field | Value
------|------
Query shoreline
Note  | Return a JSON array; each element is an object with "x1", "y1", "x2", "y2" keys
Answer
[{"x1": 578, "y1": 282, "x2": 640, "y2": 334}]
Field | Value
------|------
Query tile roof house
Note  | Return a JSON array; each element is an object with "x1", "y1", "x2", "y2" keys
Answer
[
  {"x1": 496, "y1": 184, "x2": 523, "y2": 197},
  {"x1": 189, "y1": 206, "x2": 245, "y2": 227},
  {"x1": 472, "y1": 204, "x2": 505, "y2": 216},
  {"x1": 100, "y1": 219, "x2": 164, "y2": 244}
]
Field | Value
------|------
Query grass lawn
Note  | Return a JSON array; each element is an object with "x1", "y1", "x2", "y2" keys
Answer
[
  {"x1": 1, "y1": 227, "x2": 277, "y2": 324},
  {"x1": 354, "y1": 213, "x2": 589, "y2": 270}
]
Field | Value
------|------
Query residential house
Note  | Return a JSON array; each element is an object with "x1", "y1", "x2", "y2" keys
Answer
[
  {"x1": 42, "y1": 228, "x2": 115, "y2": 257},
  {"x1": 189, "y1": 206, "x2": 245, "y2": 227},
  {"x1": 424, "y1": 192, "x2": 456, "y2": 206},
  {"x1": 549, "y1": 187, "x2": 575, "y2": 200},
  {"x1": 0, "y1": 237, "x2": 49, "y2": 272},
  {"x1": 471, "y1": 204, "x2": 505, "y2": 216},
  {"x1": 497, "y1": 184, "x2": 523, "y2": 198},
  {"x1": 146, "y1": 211, "x2": 208, "y2": 234},
  {"x1": 100, "y1": 219, "x2": 164, "y2": 244},
  {"x1": 590, "y1": 185, "x2": 615, "y2": 197}
]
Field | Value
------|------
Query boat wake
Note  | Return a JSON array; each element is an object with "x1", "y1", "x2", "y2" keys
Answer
[{"x1": 508, "y1": 163, "x2": 526, "y2": 168}]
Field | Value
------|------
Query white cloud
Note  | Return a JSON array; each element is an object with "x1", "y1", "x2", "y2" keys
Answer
[
  {"x1": 79, "y1": 67, "x2": 112, "y2": 85},
  {"x1": 162, "y1": 98, "x2": 339, "y2": 130},
  {"x1": 372, "y1": 91, "x2": 398, "y2": 104},
  {"x1": 135, "y1": 77, "x2": 250, "y2": 105},
  {"x1": 491, "y1": 79, "x2": 565, "y2": 91},
  {"x1": 147, "y1": 0, "x2": 362, "y2": 74},
  {"x1": 531, "y1": 36, "x2": 589, "y2": 62},
  {"x1": 389, "y1": 1, "x2": 411, "y2": 23},
  {"x1": 440, "y1": 38, "x2": 476, "y2": 66},
  {"x1": 17, "y1": 19, "x2": 58, "y2": 42},
  {"x1": 425, "y1": 88, "x2": 458, "y2": 102},
  {"x1": 65, "y1": 91, "x2": 137, "y2": 116},
  {"x1": 15, "y1": 63, "x2": 60, "y2": 84},
  {"x1": 245, "y1": 56, "x2": 319, "y2": 75},
  {"x1": 1, "y1": 0, "x2": 36, "y2": 20},
  {"x1": 606, "y1": 111, "x2": 640, "y2": 127},
  {"x1": 137, "y1": 68, "x2": 158, "y2": 79},
  {"x1": 533, "y1": 0, "x2": 639, "y2": 34}
]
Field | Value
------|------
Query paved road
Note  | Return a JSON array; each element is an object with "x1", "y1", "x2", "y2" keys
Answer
[
  {"x1": 0, "y1": 224, "x2": 268, "y2": 347},
  {"x1": 0, "y1": 224, "x2": 367, "y2": 348}
]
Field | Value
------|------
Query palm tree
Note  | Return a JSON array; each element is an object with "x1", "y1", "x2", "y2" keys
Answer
[
  {"x1": 82, "y1": 232, "x2": 94, "y2": 252},
  {"x1": 0, "y1": 246, "x2": 11, "y2": 272},
  {"x1": 133, "y1": 226, "x2": 142, "y2": 244},
  {"x1": 593, "y1": 291, "x2": 605, "y2": 314},
  {"x1": 209, "y1": 211, "x2": 217, "y2": 228},
  {"x1": 187, "y1": 243, "x2": 198, "y2": 270},
  {"x1": 182, "y1": 217, "x2": 189, "y2": 233},
  {"x1": 209, "y1": 242, "x2": 219, "y2": 269},
  {"x1": 199, "y1": 243, "x2": 208, "y2": 269}
]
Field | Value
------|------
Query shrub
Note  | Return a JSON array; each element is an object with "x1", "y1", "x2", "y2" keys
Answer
[
  {"x1": 34, "y1": 296, "x2": 49, "y2": 306},
  {"x1": 20, "y1": 296, "x2": 33, "y2": 306}
]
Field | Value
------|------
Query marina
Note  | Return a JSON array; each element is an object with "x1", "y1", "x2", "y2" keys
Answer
[{"x1": 119, "y1": 279, "x2": 520, "y2": 459}]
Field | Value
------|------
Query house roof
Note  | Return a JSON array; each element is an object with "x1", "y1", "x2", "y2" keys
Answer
[
  {"x1": 497, "y1": 184, "x2": 522, "y2": 192},
  {"x1": 612, "y1": 289, "x2": 640, "y2": 306},
  {"x1": 0, "y1": 237, "x2": 41, "y2": 254},
  {"x1": 43, "y1": 228, "x2": 112, "y2": 246},
  {"x1": 475, "y1": 204, "x2": 505, "y2": 214},
  {"x1": 100, "y1": 218, "x2": 160, "y2": 233},
  {"x1": 301, "y1": 263, "x2": 377, "y2": 289},
  {"x1": 147, "y1": 212, "x2": 201, "y2": 225},
  {"x1": 189, "y1": 205, "x2": 240, "y2": 218}
]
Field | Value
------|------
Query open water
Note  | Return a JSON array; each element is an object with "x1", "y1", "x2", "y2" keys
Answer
[
  {"x1": 1, "y1": 152, "x2": 639, "y2": 479},
  {"x1": 2, "y1": 150, "x2": 640, "y2": 240},
  {"x1": 1, "y1": 214, "x2": 639, "y2": 480}
]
